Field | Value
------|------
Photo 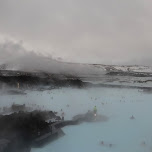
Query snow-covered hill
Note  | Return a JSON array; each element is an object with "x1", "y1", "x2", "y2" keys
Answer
[{"x1": 91, "y1": 64, "x2": 152, "y2": 73}]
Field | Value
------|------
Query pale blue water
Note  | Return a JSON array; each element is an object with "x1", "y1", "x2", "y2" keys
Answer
[{"x1": 0, "y1": 87, "x2": 152, "y2": 152}]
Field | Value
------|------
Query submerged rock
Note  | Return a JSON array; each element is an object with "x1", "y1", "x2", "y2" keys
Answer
[
  {"x1": 140, "y1": 141, "x2": 146, "y2": 147},
  {"x1": 7, "y1": 90, "x2": 27, "y2": 95},
  {"x1": 73, "y1": 111, "x2": 108, "y2": 123},
  {"x1": 130, "y1": 115, "x2": 135, "y2": 120}
]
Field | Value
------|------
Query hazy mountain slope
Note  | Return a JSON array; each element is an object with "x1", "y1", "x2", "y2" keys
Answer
[
  {"x1": 0, "y1": 54, "x2": 106, "y2": 75},
  {"x1": 0, "y1": 40, "x2": 152, "y2": 75},
  {"x1": 1, "y1": 56, "x2": 152, "y2": 76}
]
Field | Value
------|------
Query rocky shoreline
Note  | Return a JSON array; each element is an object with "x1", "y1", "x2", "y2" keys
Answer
[
  {"x1": 0, "y1": 70, "x2": 152, "y2": 93},
  {"x1": 0, "y1": 110, "x2": 59, "y2": 152}
]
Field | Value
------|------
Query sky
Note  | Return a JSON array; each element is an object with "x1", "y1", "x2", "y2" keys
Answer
[{"x1": 0, "y1": 0, "x2": 152, "y2": 65}]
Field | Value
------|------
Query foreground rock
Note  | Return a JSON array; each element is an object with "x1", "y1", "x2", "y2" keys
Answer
[{"x1": 0, "y1": 110, "x2": 61, "y2": 152}]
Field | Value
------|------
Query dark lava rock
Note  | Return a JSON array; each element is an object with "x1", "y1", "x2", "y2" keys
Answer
[
  {"x1": 0, "y1": 111, "x2": 59, "y2": 152},
  {"x1": 0, "y1": 109, "x2": 108, "y2": 152},
  {"x1": 0, "y1": 70, "x2": 88, "y2": 89}
]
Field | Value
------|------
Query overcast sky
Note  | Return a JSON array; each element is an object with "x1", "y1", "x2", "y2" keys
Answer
[{"x1": 0, "y1": 0, "x2": 152, "y2": 65}]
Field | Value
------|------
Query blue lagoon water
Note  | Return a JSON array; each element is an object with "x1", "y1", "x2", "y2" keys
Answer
[{"x1": 1, "y1": 87, "x2": 152, "y2": 152}]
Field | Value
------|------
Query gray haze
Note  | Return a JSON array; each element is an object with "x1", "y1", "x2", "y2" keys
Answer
[
  {"x1": 0, "y1": 40, "x2": 107, "y2": 75},
  {"x1": 0, "y1": 0, "x2": 152, "y2": 65}
]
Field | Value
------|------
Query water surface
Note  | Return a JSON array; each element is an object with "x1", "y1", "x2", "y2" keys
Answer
[{"x1": 1, "y1": 87, "x2": 152, "y2": 152}]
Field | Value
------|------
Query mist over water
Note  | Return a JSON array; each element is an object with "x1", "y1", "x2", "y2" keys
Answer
[{"x1": 1, "y1": 87, "x2": 152, "y2": 152}]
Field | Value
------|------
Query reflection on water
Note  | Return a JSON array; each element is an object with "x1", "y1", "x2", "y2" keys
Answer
[{"x1": 1, "y1": 87, "x2": 152, "y2": 152}]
